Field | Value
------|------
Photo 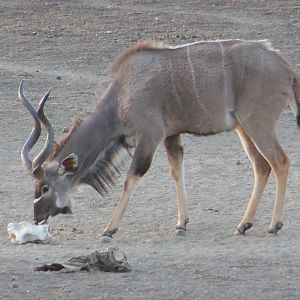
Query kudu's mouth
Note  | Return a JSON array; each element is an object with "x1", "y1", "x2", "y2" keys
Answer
[
  {"x1": 36, "y1": 218, "x2": 49, "y2": 226},
  {"x1": 34, "y1": 206, "x2": 72, "y2": 225},
  {"x1": 34, "y1": 215, "x2": 49, "y2": 225}
]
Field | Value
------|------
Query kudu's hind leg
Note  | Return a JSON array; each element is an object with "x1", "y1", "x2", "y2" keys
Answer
[
  {"x1": 240, "y1": 123, "x2": 290, "y2": 234},
  {"x1": 100, "y1": 138, "x2": 160, "y2": 243},
  {"x1": 235, "y1": 125, "x2": 271, "y2": 235},
  {"x1": 164, "y1": 134, "x2": 189, "y2": 237}
]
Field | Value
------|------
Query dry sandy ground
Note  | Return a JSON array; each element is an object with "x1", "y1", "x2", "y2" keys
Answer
[{"x1": 0, "y1": 1, "x2": 300, "y2": 299}]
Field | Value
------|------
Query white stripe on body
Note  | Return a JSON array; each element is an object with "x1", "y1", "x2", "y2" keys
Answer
[
  {"x1": 157, "y1": 39, "x2": 276, "y2": 51},
  {"x1": 163, "y1": 39, "x2": 240, "y2": 50},
  {"x1": 186, "y1": 45, "x2": 200, "y2": 100},
  {"x1": 219, "y1": 42, "x2": 229, "y2": 105},
  {"x1": 185, "y1": 45, "x2": 210, "y2": 117},
  {"x1": 219, "y1": 41, "x2": 235, "y2": 127}
]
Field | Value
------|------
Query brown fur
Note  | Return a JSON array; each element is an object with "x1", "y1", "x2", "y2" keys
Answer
[{"x1": 110, "y1": 40, "x2": 160, "y2": 75}]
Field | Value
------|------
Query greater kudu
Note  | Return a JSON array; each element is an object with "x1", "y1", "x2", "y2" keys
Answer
[{"x1": 19, "y1": 39, "x2": 300, "y2": 242}]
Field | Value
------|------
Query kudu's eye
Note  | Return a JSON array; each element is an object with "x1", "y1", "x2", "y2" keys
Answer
[{"x1": 42, "y1": 185, "x2": 49, "y2": 194}]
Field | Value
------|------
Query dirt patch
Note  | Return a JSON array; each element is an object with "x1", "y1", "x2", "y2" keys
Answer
[{"x1": 0, "y1": 1, "x2": 300, "y2": 299}]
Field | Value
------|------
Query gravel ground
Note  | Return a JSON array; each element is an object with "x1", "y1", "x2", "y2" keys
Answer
[{"x1": 0, "y1": 1, "x2": 300, "y2": 299}]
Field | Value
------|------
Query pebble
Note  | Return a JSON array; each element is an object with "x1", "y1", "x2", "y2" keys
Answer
[{"x1": 10, "y1": 283, "x2": 18, "y2": 289}]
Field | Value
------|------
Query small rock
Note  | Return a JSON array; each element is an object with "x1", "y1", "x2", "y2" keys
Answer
[
  {"x1": 56, "y1": 76, "x2": 62, "y2": 80},
  {"x1": 236, "y1": 160, "x2": 241, "y2": 165},
  {"x1": 10, "y1": 283, "x2": 18, "y2": 289}
]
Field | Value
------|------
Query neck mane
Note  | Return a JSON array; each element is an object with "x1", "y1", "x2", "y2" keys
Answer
[{"x1": 49, "y1": 115, "x2": 83, "y2": 161}]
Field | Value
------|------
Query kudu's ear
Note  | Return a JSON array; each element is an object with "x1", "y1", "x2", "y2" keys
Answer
[{"x1": 58, "y1": 153, "x2": 78, "y2": 175}]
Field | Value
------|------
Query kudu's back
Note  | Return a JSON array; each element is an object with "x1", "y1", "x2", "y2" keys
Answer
[{"x1": 113, "y1": 40, "x2": 296, "y2": 137}]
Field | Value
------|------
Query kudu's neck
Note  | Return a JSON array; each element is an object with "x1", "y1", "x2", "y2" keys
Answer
[{"x1": 55, "y1": 82, "x2": 122, "y2": 171}]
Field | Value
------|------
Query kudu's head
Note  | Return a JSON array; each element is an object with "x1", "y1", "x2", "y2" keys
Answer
[{"x1": 19, "y1": 81, "x2": 77, "y2": 224}]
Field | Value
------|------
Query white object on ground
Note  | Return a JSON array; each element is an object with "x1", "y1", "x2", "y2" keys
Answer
[{"x1": 7, "y1": 221, "x2": 51, "y2": 244}]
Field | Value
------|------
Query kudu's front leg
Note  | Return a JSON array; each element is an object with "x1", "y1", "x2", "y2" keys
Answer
[
  {"x1": 99, "y1": 175, "x2": 140, "y2": 243},
  {"x1": 164, "y1": 134, "x2": 189, "y2": 236},
  {"x1": 99, "y1": 138, "x2": 159, "y2": 244}
]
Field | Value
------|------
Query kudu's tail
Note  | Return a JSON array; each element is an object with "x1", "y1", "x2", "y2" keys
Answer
[{"x1": 292, "y1": 73, "x2": 300, "y2": 127}]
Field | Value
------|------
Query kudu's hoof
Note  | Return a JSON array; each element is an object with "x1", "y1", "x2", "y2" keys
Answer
[
  {"x1": 99, "y1": 235, "x2": 112, "y2": 245},
  {"x1": 267, "y1": 221, "x2": 283, "y2": 234},
  {"x1": 173, "y1": 228, "x2": 187, "y2": 237},
  {"x1": 234, "y1": 223, "x2": 253, "y2": 236}
]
